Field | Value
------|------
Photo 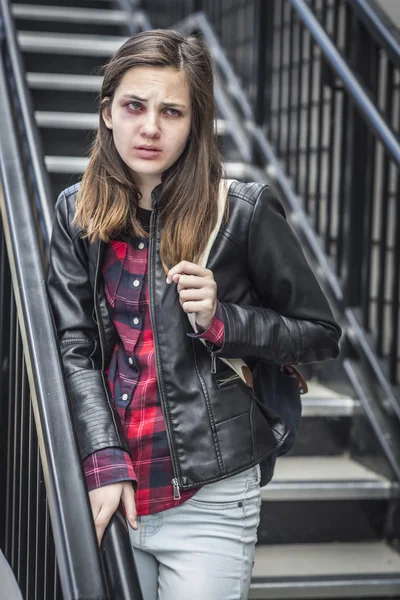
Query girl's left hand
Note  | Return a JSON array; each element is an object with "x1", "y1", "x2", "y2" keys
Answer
[{"x1": 167, "y1": 261, "x2": 217, "y2": 331}]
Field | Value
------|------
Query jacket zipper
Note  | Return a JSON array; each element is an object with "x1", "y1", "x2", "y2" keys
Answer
[
  {"x1": 211, "y1": 351, "x2": 217, "y2": 374},
  {"x1": 172, "y1": 478, "x2": 181, "y2": 500},
  {"x1": 203, "y1": 339, "x2": 217, "y2": 373},
  {"x1": 148, "y1": 202, "x2": 181, "y2": 500}
]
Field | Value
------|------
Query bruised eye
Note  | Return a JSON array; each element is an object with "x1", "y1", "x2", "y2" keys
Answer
[
  {"x1": 165, "y1": 108, "x2": 181, "y2": 117},
  {"x1": 125, "y1": 102, "x2": 182, "y2": 117},
  {"x1": 128, "y1": 101, "x2": 142, "y2": 111}
]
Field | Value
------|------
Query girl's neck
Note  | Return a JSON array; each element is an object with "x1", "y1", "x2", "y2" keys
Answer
[{"x1": 135, "y1": 176, "x2": 162, "y2": 210}]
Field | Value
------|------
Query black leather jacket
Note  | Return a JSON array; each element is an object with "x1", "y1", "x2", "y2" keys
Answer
[{"x1": 47, "y1": 180, "x2": 341, "y2": 492}]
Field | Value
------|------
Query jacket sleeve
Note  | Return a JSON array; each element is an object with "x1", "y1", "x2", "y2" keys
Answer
[
  {"x1": 216, "y1": 185, "x2": 342, "y2": 364},
  {"x1": 47, "y1": 191, "x2": 129, "y2": 460}
]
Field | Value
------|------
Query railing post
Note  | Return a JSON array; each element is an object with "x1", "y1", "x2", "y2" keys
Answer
[
  {"x1": 255, "y1": 0, "x2": 274, "y2": 128},
  {"x1": 342, "y1": 11, "x2": 375, "y2": 307},
  {"x1": 0, "y1": 223, "x2": 11, "y2": 553}
]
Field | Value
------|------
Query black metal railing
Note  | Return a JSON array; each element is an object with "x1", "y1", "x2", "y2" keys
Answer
[
  {"x1": 266, "y1": 0, "x2": 400, "y2": 392},
  {"x1": 0, "y1": 22, "x2": 108, "y2": 600},
  {"x1": 0, "y1": 1, "x2": 143, "y2": 598},
  {"x1": 141, "y1": 0, "x2": 400, "y2": 396}
]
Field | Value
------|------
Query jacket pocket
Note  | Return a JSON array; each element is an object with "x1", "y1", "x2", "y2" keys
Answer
[{"x1": 216, "y1": 370, "x2": 242, "y2": 388}]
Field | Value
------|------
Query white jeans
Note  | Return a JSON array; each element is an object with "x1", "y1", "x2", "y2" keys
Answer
[{"x1": 128, "y1": 464, "x2": 261, "y2": 600}]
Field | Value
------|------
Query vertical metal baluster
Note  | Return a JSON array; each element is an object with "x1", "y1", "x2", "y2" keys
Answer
[
  {"x1": 377, "y1": 61, "x2": 393, "y2": 355},
  {"x1": 343, "y1": 12, "x2": 375, "y2": 307},
  {"x1": 277, "y1": 1, "x2": 286, "y2": 156},
  {"x1": 0, "y1": 225, "x2": 11, "y2": 555},
  {"x1": 314, "y1": 1, "x2": 328, "y2": 236},
  {"x1": 54, "y1": 547, "x2": 61, "y2": 600},
  {"x1": 263, "y1": 2, "x2": 275, "y2": 130},
  {"x1": 12, "y1": 326, "x2": 23, "y2": 580},
  {"x1": 5, "y1": 294, "x2": 15, "y2": 566},
  {"x1": 325, "y1": 0, "x2": 340, "y2": 257},
  {"x1": 35, "y1": 446, "x2": 46, "y2": 599},
  {"x1": 270, "y1": 0, "x2": 280, "y2": 144},
  {"x1": 17, "y1": 362, "x2": 29, "y2": 593},
  {"x1": 390, "y1": 179, "x2": 400, "y2": 383},
  {"x1": 44, "y1": 501, "x2": 51, "y2": 600},
  {"x1": 336, "y1": 2, "x2": 353, "y2": 279},
  {"x1": 25, "y1": 396, "x2": 37, "y2": 600},
  {"x1": 295, "y1": 15, "x2": 304, "y2": 192},
  {"x1": 361, "y1": 41, "x2": 379, "y2": 332},
  {"x1": 7, "y1": 297, "x2": 16, "y2": 569},
  {"x1": 376, "y1": 150, "x2": 389, "y2": 357},
  {"x1": 286, "y1": 4, "x2": 295, "y2": 172},
  {"x1": 255, "y1": 0, "x2": 269, "y2": 127},
  {"x1": 44, "y1": 498, "x2": 57, "y2": 600},
  {"x1": 304, "y1": 1, "x2": 316, "y2": 214}
]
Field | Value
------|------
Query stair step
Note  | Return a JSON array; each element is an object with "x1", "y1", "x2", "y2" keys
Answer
[
  {"x1": 302, "y1": 381, "x2": 358, "y2": 417},
  {"x1": 18, "y1": 31, "x2": 127, "y2": 55},
  {"x1": 36, "y1": 111, "x2": 99, "y2": 128},
  {"x1": 35, "y1": 111, "x2": 229, "y2": 134},
  {"x1": 12, "y1": 5, "x2": 128, "y2": 24},
  {"x1": 250, "y1": 542, "x2": 400, "y2": 598},
  {"x1": 13, "y1": 0, "x2": 114, "y2": 5},
  {"x1": 264, "y1": 456, "x2": 398, "y2": 501},
  {"x1": 44, "y1": 156, "x2": 262, "y2": 181},
  {"x1": 27, "y1": 72, "x2": 103, "y2": 91},
  {"x1": 45, "y1": 155, "x2": 88, "y2": 173}
]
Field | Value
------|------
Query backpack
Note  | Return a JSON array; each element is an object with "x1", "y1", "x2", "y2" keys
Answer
[{"x1": 188, "y1": 179, "x2": 305, "y2": 486}]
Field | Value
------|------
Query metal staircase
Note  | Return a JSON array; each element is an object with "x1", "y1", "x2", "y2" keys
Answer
[{"x1": 4, "y1": 0, "x2": 400, "y2": 598}]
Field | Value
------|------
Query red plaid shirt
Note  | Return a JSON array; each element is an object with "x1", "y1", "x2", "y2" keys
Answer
[{"x1": 83, "y1": 207, "x2": 224, "y2": 515}]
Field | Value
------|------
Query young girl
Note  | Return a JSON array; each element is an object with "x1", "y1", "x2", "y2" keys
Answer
[{"x1": 48, "y1": 29, "x2": 341, "y2": 600}]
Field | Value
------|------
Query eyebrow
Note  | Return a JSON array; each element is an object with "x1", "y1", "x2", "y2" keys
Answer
[{"x1": 120, "y1": 94, "x2": 188, "y2": 109}]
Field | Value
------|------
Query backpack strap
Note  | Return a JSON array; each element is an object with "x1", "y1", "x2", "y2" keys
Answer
[
  {"x1": 196, "y1": 178, "x2": 233, "y2": 268},
  {"x1": 187, "y1": 179, "x2": 252, "y2": 388}
]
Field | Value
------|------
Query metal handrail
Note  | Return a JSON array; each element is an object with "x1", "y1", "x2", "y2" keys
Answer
[
  {"x1": 290, "y1": 0, "x2": 400, "y2": 168},
  {"x1": 346, "y1": 0, "x2": 400, "y2": 67},
  {"x1": 0, "y1": 0, "x2": 54, "y2": 247},
  {"x1": 0, "y1": 49, "x2": 108, "y2": 600}
]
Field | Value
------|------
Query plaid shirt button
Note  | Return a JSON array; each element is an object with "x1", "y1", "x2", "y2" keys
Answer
[
  {"x1": 133, "y1": 279, "x2": 140, "y2": 287},
  {"x1": 121, "y1": 393, "x2": 129, "y2": 402},
  {"x1": 133, "y1": 317, "x2": 140, "y2": 325},
  {"x1": 138, "y1": 242, "x2": 145, "y2": 250},
  {"x1": 128, "y1": 357, "x2": 134, "y2": 365}
]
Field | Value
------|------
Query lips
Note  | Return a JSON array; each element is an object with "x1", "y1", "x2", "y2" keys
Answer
[
  {"x1": 134, "y1": 146, "x2": 162, "y2": 160},
  {"x1": 135, "y1": 145, "x2": 161, "y2": 151}
]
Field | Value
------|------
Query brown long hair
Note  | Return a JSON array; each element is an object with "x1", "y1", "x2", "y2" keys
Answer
[{"x1": 74, "y1": 29, "x2": 225, "y2": 272}]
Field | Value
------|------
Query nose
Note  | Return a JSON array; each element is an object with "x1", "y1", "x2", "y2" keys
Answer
[{"x1": 140, "y1": 111, "x2": 161, "y2": 138}]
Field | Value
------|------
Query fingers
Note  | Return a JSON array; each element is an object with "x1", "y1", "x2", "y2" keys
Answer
[
  {"x1": 179, "y1": 288, "x2": 214, "y2": 302},
  {"x1": 167, "y1": 261, "x2": 212, "y2": 284},
  {"x1": 122, "y1": 482, "x2": 138, "y2": 530},
  {"x1": 167, "y1": 261, "x2": 217, "y2": 330},
  {"x1": 93, "y1": 506, "x2": 114, "y2": 546},
  {"x1": 176, "y1": 275, "x2": 216, "y2": 294},
  {"x1": 89, "y1": 482, "x2": 125, "y2": 547},
  {"x1": 180, "y1": 301, "x2": 215, "y2": 315},
  {"x1": 177, "y1": 280, "x2": 216, "y2": 322}
]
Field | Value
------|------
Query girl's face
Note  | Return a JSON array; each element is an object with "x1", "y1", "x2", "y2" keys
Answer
[{"x1": 102, "y1": 65, "x2": 192, "y2": 186}]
